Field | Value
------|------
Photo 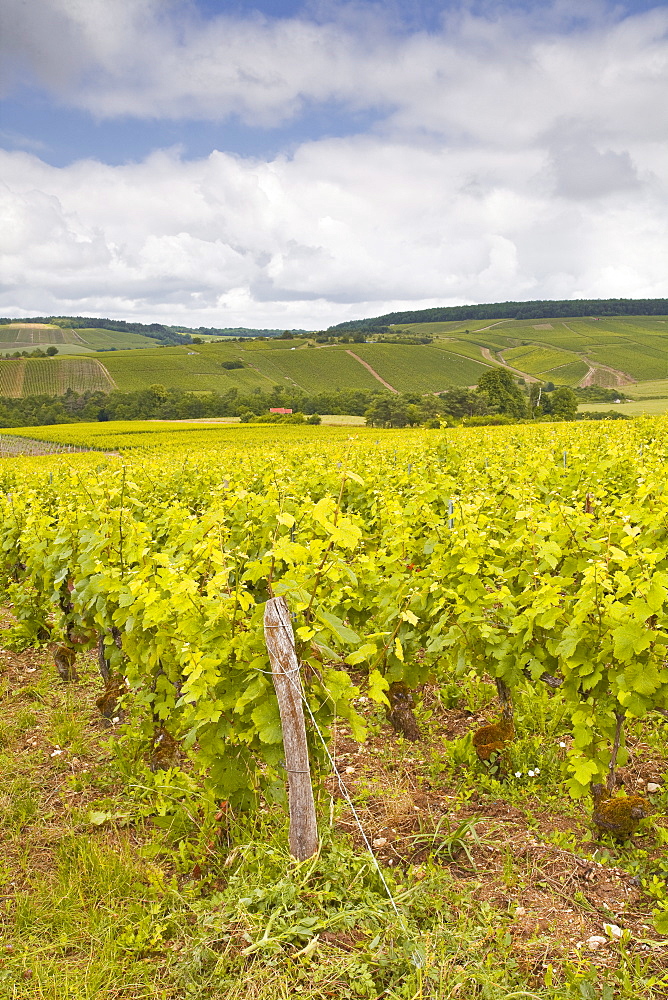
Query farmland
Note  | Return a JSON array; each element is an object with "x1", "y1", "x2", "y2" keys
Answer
[
  {"x1": 0, "y1": 358, "x2": 115, "y2": 397},
  {"x1": 2, "y1": 313, "x2": 668, "y2": 401},
  {"x1": 0, "y1": 323, "x2": 158, "y2": 354},
  {"x1": 1, "y1": 418, "x2": 668, "y2": 999}
]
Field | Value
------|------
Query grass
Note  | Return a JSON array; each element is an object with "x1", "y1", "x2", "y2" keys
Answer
[
  {"x1": 94, "y1": 348, "x2": 273, "y2": 394},
  {"x1": 578, "y1": 399, "x2": 668, "y2": 416},
  {"x1": 1, "y1": 624, "x2": 667, "y2": 999},
  {"x1": 625, "y1": 380, "x2": 668, "y2": 399},
  {"x1": 543, "y1": 362, "x2": 590, "y2": 386},
  {"x1": 585, "y1": 348, "x2": 668, "y2": 382}
]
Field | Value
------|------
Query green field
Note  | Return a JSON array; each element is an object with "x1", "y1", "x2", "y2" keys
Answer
[
  {"x1": 0, "y1": 358, "x2": 115, "y2": 397},
  {"x1": 625, "y1": 379, "x2": 668, "y2": 399},
  {"x1": 350, "y1": 344, "x2": 491, "y2": 391},
  {"x1": 578, "y1": 398, "x2": 668, "y2": 415},
  {"x1": 244, "y1": 346, "x2": 383, "y2": 392},
  {"x1": 501, "y1": 346, "x2": 577, "y2": 374},
  {"x1": 96, "y1": 347, "x2": 275, "y2": 393},
  {"x1": 0, "y1": 323, "x2": 157, "y2": 353},
  {"x1": 3, "y1": 314, "x2": 668, "y2": 398}
]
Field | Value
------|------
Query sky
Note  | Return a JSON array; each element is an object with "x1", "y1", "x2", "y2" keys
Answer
[{"x1": 1, "y1": 0, "x2": 667, "y2": 330}]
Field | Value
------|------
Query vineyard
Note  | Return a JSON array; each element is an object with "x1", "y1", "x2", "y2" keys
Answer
[
  {"x1": 0, "y1": 358, "x2": 116, "y2": 397},
  {"x1": 1, "y1": 419, "x2": 668, "y2": 997},
  {"x1": 0, "y1": 324, "x2": 156, "y2": 353}
]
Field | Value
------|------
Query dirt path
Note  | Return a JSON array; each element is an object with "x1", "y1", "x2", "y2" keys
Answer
[
  {"x1": 480, "y1": 348, "x2": 539, "y2": 383},
  {"x1": 346, "y1": 350, "x2": 398, "y2": 393}
]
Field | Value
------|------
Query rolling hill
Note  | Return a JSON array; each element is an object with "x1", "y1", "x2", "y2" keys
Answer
[{"x1": 2, "y1": 310, "x2": 668, "y2": 399}]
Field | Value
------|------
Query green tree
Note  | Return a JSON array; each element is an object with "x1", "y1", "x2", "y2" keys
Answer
[
  {"x1": 476, "y1": 369, "x2": 527, "y2": 419},
  {"x1": 440, "y1": 388, "x2": 489, "y2": 420},
  {"x1": 550, "y1": 386, "x2": 578, "y2": 420},
  {"x1": 46, "y1": 346, "x2": 58, "y2": 356}
]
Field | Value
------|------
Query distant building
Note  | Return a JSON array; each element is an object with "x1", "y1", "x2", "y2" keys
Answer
[{"x1": 270, "y1": 407, "x2": 293, "y2": 414}]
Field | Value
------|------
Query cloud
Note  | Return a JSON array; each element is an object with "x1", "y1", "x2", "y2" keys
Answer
[
  {"x1": 1, "y1": 2, "x2": 667, "y2": 326},
  {"x1": 2, "y1": 2, "x2": 667, "y2": 144},
  {"x1": 1, "y1": 127, "x2": 666, "y2": 327}
]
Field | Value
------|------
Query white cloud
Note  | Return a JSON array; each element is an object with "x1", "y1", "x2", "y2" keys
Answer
[
  {"x1": 1, "y1": 2, "x2": 667, "y2": 325},
  {"x1": 1, "y1": 125, "x2": 666, "y2": 326},
  {"x1": 2, "y1": 1, "x2": 667, "y2": 144}
]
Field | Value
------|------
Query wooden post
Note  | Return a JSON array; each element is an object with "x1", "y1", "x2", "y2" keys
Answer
[{"x1": 264, "y1": 596, "x2": 318, "y2": 860}]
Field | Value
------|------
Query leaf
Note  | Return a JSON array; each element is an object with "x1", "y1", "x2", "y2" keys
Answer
[
  {"x1": 251, "y1": 699, "x2": 283, "y2": 744},
  {"x1": 394, "y1": 637, "x2": 404, "y2": 662},
  {"x1": 571, "y1": 758, "x2": 600, "y2": 787},
  {"x1": 653, "y1": 907, "x2": 668, "y2": 935},
  {"x1": 368, "y1": 669, "x2": 390, "y2": 707},
  {"x1": 345, "y1": 642, "x2": 377, "y2": 666},
  {"x1": 612, "y1": 622, "x2": 651, "y2": 662},
  {"x1": 89, "y1": 810, "x2": 112, "y2": 826},
  {"x1": 315, "y1": 609, "x2": 361, "y2": 646}
]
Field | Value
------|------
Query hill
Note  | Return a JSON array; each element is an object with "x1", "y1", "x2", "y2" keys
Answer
[
  {"x1": 328, "y1": 296, "x2": 668, "y2": 331},
  {"x1": 2, "y1": 312, "x2": 668, "y2": 399},
  {"x1": 0, "y1": 316, "x2": 308, "y2": 349},
  {"x1": 0, "y1": 323, "x2": 158, "y2": 356}
]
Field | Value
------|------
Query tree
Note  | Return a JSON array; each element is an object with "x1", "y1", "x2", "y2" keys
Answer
[
  {"x1": 46, "y1": 346, "x2": 58, "y2": 356},
  {"x1": 440, "y1": 388, "x2": 489, "y2": 419},
  {"x1": 476, "y1": 369, "x2": 527, "y2": 419},
  {"x1": 550, "y1": 386, "x2": 578, "y2": 420}
]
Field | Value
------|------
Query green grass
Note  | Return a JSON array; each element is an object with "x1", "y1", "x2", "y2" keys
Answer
[
  {"x1": 1, "y1": 619, "x2": 666, "y2": 999},
  {"x1": 429, "y1": 340, "x2": 488, "y2": 362},
  {"x1": 585, "y1": 348, "x2": 668, "y2": 381},
  {"x1": 578, "y1": 399, "x2": 668, "y2": 415},
  {"x1": 69, "y1": 328, "x2": 159, "y2": 351},
  {"x1": 0, "y1": 359, "x2": 115, "y2": 397},
  {"x1": 393, "y1": 319, "x2": 507, "y2": 336},
  {"x1": 624, "y1": 379, "x2": 668, "y2": 399},
  {"x1": 0, "y1": 323, "x2": 66, "y2": 344},
  {"x1": 95, "y1": 348, "x2": 273, "y2": 394}
]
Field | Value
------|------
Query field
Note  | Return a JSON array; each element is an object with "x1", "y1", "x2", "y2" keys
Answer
[
  {"x1": 349, "y1": 344, "x2": 491, "y2": 392},
  {"x1": 578, "y1": 399, "x2": 668, "y2": 416},
  {"x1": 3, "y1": 315, "x2": 668, "y2": 399},
  {"x1": 0, "y1": 358, "x2": 115, "y2": 397},
  {"x1": 625, "y1": 380, "x2": 668, "y2": 399},
  {"x1": 501, "y1": 346, "x2": 579, "y2": 374},
  {"x1": 0, "y1": 323, "x2": 158, "y2": 354},
  {"x1": 1, "y1": 419, "x2": 668, "y2": 998}
]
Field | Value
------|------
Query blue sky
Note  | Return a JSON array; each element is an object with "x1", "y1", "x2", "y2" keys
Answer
[{"x1": 1, "y1": 0, "x2": 667, "y2": 328}]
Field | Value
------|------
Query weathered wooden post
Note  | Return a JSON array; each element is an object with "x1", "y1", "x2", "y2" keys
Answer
[{"x1": 264, "y1": 596, "x2": 318, "y2": 860}]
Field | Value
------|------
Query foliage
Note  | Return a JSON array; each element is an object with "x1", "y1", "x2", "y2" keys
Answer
[
  {"x1": 476, "y1": 368, "x2": 527, "y2": 418},
  {"x1": 1, "y1": 419, "x2": 668, "y2": 812}
]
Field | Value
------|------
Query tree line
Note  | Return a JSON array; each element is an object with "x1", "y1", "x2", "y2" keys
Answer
[
  {"x1": 0, "y1": 373, "x2": 628, "y2": 430},
  {"x1": 329, "y1": 297, "x2": 668, "y2": 332}
]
